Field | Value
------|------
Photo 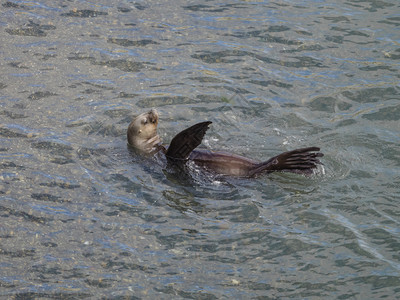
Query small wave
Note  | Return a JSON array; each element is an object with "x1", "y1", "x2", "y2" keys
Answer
[{"x1": 322, "y1": 208, "x2": 400, "y2": 272}]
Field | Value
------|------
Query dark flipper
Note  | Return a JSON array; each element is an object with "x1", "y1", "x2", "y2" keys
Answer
[
  {"x1": 166, "y1": 121, "x2": 212, "y2": 160},
  {"x1": 249, "y1": 147, "x2": 323, "y2": 177}
]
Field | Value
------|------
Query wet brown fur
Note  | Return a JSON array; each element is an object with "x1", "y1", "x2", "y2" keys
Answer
[{"x1": 127, "y1": 109, "x2": 323, "y2": 177}]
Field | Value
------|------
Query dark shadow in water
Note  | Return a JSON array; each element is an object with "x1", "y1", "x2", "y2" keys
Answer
[
  {"x1": 60, "y1": 10, "x2": 108, "y2": 18},
  {"x1": 5, "y1": 21, "x2": 56, "y2": 37},
  {"x1": 126, "y1": 146, "x2": 244, "y2": 214},
  {"x1": 363, "y1": 104, "x2": 400, "y2": 121},
  {"x1": 342, "y1": 86, "x2": 400, "y2": 103},
  {"x1": 67, "y1": 54, "x2": 162, "y2": 73},
  {"x1": 107, "y1": 38, "x2": 159, "y2": 47},
  {"x1": 183, "y1": 4, "x2": 229, "y2": 13},
  {"x1": 154, "y1": 285, "x2": 218, "y2": 300},
  {"x1": 0, "y1": 203, "x2": 50, "y2": 224},
  {"x1": 12, "y1": 292, "x2": 91, "y2": 299},
  {"x1": 192, "y1": 49, "x2": 326, "y2": 68}
]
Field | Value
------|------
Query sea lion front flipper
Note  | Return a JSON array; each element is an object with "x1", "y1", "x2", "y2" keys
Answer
[{"x1": 166, "y1": 121, "x2": 212, "y2": 160}]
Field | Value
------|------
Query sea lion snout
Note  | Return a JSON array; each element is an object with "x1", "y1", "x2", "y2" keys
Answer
[{"x1": 147, "y1": 109, "x2": 158, "y2": 124}]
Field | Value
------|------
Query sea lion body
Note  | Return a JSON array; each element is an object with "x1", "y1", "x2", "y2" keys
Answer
[
  {"x1": 127, "y1": 109, "x2": 323, "y2": 177},
  {"x1": 188, "y1": 149, "x2": 258, "y2": 177}
]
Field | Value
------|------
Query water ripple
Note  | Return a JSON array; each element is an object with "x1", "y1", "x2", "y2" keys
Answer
[{"x1": 322, "y1": 208, "x2": 400, "y2": 272}]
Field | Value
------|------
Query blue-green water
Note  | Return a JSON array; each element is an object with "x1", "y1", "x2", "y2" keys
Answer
[{"x1": 1, "y1": 0, "x2": 399, "y2": 298}]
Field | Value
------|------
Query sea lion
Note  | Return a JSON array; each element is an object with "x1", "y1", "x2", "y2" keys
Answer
[{"x1": 127, "y1": 109, "x2": 323, "y2": 177}]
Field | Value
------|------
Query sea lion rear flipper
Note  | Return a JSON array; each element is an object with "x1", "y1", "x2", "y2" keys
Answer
[
  {"x1": 166, "y1": 121, "x2": 212, "y2": 160},
  {"x1": 249, "y1": 147, "x2": 323, "y2": 176}
]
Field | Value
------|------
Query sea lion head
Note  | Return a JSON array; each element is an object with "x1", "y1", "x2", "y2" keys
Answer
[{"x1": 127, "y1": 109, "x2": 161, "y2": 153}]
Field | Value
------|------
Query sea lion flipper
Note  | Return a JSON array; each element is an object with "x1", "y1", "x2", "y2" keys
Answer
[
  {"x1": 249, "y1": 147, "x2": 323, "y2": 176},
  {"x1": 166, "y1": 121, "x2": 212, "y2": 160}
]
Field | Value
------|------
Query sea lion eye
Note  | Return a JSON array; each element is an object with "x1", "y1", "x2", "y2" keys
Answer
[{"x1": 142, "y1": 118, "x2": 148, "y2": 125}]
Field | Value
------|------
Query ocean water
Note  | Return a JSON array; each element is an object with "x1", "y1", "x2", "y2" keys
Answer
[{"x1": 1, "y1": 0, "x2": 399, "y2": 298}]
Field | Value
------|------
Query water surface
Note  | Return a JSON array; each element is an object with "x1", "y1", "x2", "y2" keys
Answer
[{"x1": 1, "y1": 0, "x2": 400, "y2": 298}]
